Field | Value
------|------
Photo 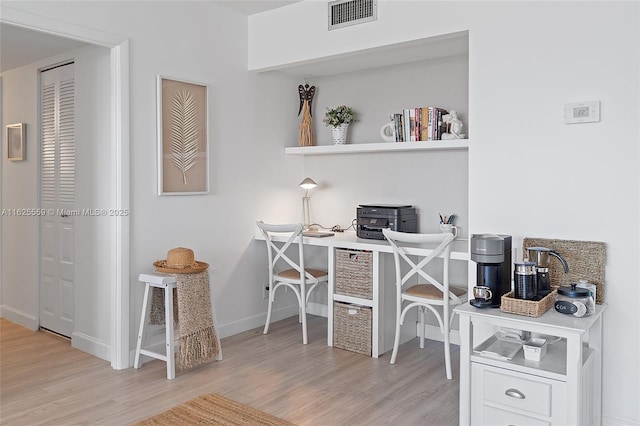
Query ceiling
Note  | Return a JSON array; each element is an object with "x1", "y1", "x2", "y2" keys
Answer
[
  {"x1": 216, "y1": 0, "x2": 300, "y2": 15},
  {"x1": 0, "y1": 1, "x2": 299, "y2": 73},
  {"x1": 0, "y1": 24, "x2": 88, "y2": 73}
]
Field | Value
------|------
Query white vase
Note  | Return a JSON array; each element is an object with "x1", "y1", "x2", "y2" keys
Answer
[{"x1": 332, "y1": 123, "x2": 349, "y2": 145}]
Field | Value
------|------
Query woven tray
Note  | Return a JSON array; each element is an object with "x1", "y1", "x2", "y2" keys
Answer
[
  {"x1": 335, "y1": 249, "x2": 373, "y2": 299},
  {"x1": 500, "y1": 289, "x2": 557, "y2": 318},
  {"x1": 523, "y1": 237, "x2": 606, "y2": 304},
  {"x1": 333, "y1": 302, "x2": 372, "y2": 356}
]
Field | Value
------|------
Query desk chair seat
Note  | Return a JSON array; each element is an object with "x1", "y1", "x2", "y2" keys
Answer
[
  {"x1": 257, "y1": 221, "x2": 328, "y2": 344},
  {"x1": 383, "y1": 228, "x2": 468, "y2": 380},
  {"x1": 406, "y1": 284, "x2": 468, "y2": 299},
  {"x1": 277, "y1": 268, "x2": 327, "y2": 280}
]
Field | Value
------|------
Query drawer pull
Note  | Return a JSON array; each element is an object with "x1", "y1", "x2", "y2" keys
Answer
[{"x1": 505, "y1": 388, "x2": 526, "y2": 399}]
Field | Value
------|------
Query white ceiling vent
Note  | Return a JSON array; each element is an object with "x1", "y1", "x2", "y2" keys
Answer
[{"x1": 328, "y1": 0, "x2": 377, "y2": 31}]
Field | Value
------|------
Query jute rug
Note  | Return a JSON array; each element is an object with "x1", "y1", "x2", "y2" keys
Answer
[{"x1": 133, "y1": 393, "x2": 295, "y2": 426}]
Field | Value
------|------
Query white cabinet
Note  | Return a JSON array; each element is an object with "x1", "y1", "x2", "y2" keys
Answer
[{"x1": 455, "y1": 303, "x2": 606, "y2": 425}]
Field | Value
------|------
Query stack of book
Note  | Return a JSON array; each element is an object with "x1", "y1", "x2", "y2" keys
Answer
[{"x1": 390, "y1": 107, "x2": 449, "y2": 142}]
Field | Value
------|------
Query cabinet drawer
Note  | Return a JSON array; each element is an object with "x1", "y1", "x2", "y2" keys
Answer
[
  {"x1": 484, "y1": 368, "x2": 552, "y2": 417},
  {"x1": 483, "y1": 405, "x2": 551, "y2": 426},
  {"x1": 473, "y1": 363, "x2": 565, "y2": 418}
]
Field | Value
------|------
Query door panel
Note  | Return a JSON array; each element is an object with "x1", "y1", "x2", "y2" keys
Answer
[{"x1": 39, "y1": 62, "x2": 75, "y2": 337}]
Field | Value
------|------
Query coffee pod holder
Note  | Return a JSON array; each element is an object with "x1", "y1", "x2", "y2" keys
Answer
[{"x1": 500, "y1": 288, "x2": 558, "y2": 318}]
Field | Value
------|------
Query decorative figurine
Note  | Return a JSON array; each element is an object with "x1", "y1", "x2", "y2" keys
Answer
[
  {"x1": 441, "y1": 110, "x2": 466, "y2": 140},
  {"x1": 298, "y1": 83, "x2": 316, "y2": 147}
]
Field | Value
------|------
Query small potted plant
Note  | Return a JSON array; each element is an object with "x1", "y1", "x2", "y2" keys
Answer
[{"x1": 323, "y1": 105, "x2": 357, "y2": 144}]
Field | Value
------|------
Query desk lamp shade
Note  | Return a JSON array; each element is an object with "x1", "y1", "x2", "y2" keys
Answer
[{"x1": 299, "y1": 178, "x2": 317, "y2": 230}]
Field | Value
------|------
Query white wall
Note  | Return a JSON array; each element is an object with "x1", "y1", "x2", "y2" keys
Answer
[
  {"x1": 249, "y1": 1, "x2": 640, "y2": 424},
  {"x1": 73, "y1": 44, "x2": 113, "y2": 356},
  {"x1": 469, "y1": 5, "x2": 639, "y2": 423},
  {"x1": 298, "y1": 55, "x2": 469, "y2": 236},
  {"x1": 1, "y1": 60, "x2": 40, "y2": 328}
]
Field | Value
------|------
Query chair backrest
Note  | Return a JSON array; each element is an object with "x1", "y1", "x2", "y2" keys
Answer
[
  {"x1": 383, "y1": 229, "x2": 460, "y2": 303},
  {"x1": 256, "y1": 221, "x2": 311, "y2": 282}
]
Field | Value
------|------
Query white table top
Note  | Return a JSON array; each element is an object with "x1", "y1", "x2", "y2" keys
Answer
[
  {"x1": 255, "y1": 230, "x2": 469, "y2": 261},
  {"x1": 455, "y1": 302, "x2": 607, "y2": 334}
]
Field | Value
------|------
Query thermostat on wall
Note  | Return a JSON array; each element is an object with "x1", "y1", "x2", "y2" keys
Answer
[{"x1": 564, "y1": 101, "x2": 600, "y2": 124}]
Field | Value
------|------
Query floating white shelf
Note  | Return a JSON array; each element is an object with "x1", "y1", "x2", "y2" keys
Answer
[{"x1": 285, "y1": 139, "x2": 469, "y2": 155}]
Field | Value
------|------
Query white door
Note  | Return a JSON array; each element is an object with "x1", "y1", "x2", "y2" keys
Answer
[{"x1": 39, "y1": 62, "x2": 75, "y2": 337}]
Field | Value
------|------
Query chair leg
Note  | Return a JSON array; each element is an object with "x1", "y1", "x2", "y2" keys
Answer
[
  {"x1": 419, "y1": 306, "x2": 426, "y2": 349},
  {"x1": 444, "y1": 305, "x2": 452, "y2": 380},
  {"x1": 390, "y1": 307, "x2": 403, "y2": 364},
  {"x1": 164, "y1": 283, "x2": 176, "y2": 380},
  {"x1": 300, "y1": 283, "x2": 308, "y2": 344},
  {"x1": 134, "y1": 282, "x2": 151, "y2": 369},
  {"x1": 263, "y1": 284, "x2": 274, "y2": 335}
]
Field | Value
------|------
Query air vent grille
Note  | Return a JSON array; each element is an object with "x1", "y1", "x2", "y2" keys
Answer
[{"x1": 329, "y1": 0, "x2": 377, "y2": 30}]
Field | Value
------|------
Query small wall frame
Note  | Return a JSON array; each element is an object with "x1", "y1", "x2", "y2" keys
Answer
[
  {"x1": 6, "y1": 123, "x2": 26, "y2": 161},
  {"x1": 157, "y1": 76, "x2": 209, "y2": 195}
]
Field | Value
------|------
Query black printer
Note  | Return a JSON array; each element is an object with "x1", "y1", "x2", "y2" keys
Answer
[{"x1": 356, "y1": 204, "x2": 418, "y2": 240}]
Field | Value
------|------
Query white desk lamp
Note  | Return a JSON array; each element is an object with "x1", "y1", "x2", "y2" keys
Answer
[{"x1": 299, "y1": 177, "x2": 317, "y2": 231}]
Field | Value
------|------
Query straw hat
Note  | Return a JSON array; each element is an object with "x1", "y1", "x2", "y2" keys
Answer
[{"x1": 154, "y1": 247, "x2": 209, "y2": 274}]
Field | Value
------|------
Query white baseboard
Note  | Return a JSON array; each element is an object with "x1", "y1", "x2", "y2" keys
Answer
[
  {"x1": 603, "y1": 415, "x2": 640, "y2": 426},
  {"x1": 0, "y1": 305, "x2": 38, "y2": 330},
  {"x1": 71, "y1": 331, "x2": 110, "y2": 362},
  {"x1": 416, "y1": 323, "x2": 461, "y2": 346},
  {"x1": 307, "y1": 301, "x2": 328, "y2": 317},
  {"x1": 212, "y1": 304, "x2": 299, "y2": 339}
]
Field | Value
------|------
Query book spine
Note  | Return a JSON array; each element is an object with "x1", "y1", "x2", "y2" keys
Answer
[
  {"x1": 420, "y1": 108, "x2": 428, "y2": 141},
  {"x1": 414, "y1": 107, "x2": 421, "y2": 141},
  {"x1": 394, "y1": 113, "x2": 403, "y2": 142},
  {"x1": 403, "y1": 109, "x2": 411, "y2": 142},
  {"x1": 427, "y1": 107, "x2": 434, "y2": 141},
  {"x1": 436, "y1": 107, "x2": 448, "y2": 140},
  {"x1": 409, "y1": 108, "x2": 416, "y2": 142}
]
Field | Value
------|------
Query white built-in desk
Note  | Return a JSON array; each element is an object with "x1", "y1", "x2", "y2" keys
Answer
[{"x1": 255, "y1": 230, "x2": 469, "y2": 357}]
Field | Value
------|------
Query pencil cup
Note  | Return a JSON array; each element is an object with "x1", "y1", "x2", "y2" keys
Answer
[{"x1": 439, "y1": 223, "x2": 458, "y2": 238}]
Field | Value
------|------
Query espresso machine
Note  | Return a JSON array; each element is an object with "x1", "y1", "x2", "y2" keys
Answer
[{"x1": 470, "y1": 234, "x2": 512, "y2": 308}]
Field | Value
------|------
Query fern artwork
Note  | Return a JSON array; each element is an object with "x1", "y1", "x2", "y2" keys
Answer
[
  {"x1": 170, "y1": 89, "x2": 199, "y2": 186},
  {"x1": 158, "y1": 77, "x2": 208, "y2": 195}
]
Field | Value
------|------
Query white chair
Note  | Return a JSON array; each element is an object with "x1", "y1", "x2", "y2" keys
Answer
[
  {"x1": 257, "y1": 221, "x2": 328, "y2": 344},
  {"x1": 383, "y1": 228, "x2": 468, "y2": 380}
]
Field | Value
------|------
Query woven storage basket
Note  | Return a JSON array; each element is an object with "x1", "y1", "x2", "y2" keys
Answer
[
  {"x1": 333, "y1": 302, "x2": 372, "y2": 356},
  {"x1": 335, "y1": 249, "x2": 373, "y2": 299},
  {"x1": 500, "y1": 288, "x2": 557, "y2": 318}
]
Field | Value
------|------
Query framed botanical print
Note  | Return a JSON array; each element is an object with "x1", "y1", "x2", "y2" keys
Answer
[
  {"x1": 157, "y1": 76, "x2": 209, "y2": 195},
  {"x1": 7, "y1": 123, "x2": 26, "y2": 161}
]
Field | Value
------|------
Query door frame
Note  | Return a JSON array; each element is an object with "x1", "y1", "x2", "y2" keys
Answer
[{"x1": 1, "y1": 6, "x2": 130, "y2": 369}]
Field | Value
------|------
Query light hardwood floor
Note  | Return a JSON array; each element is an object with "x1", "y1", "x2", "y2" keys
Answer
[{"x1": 1, "y1": 316, "x2": 459, "y2": 425}]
